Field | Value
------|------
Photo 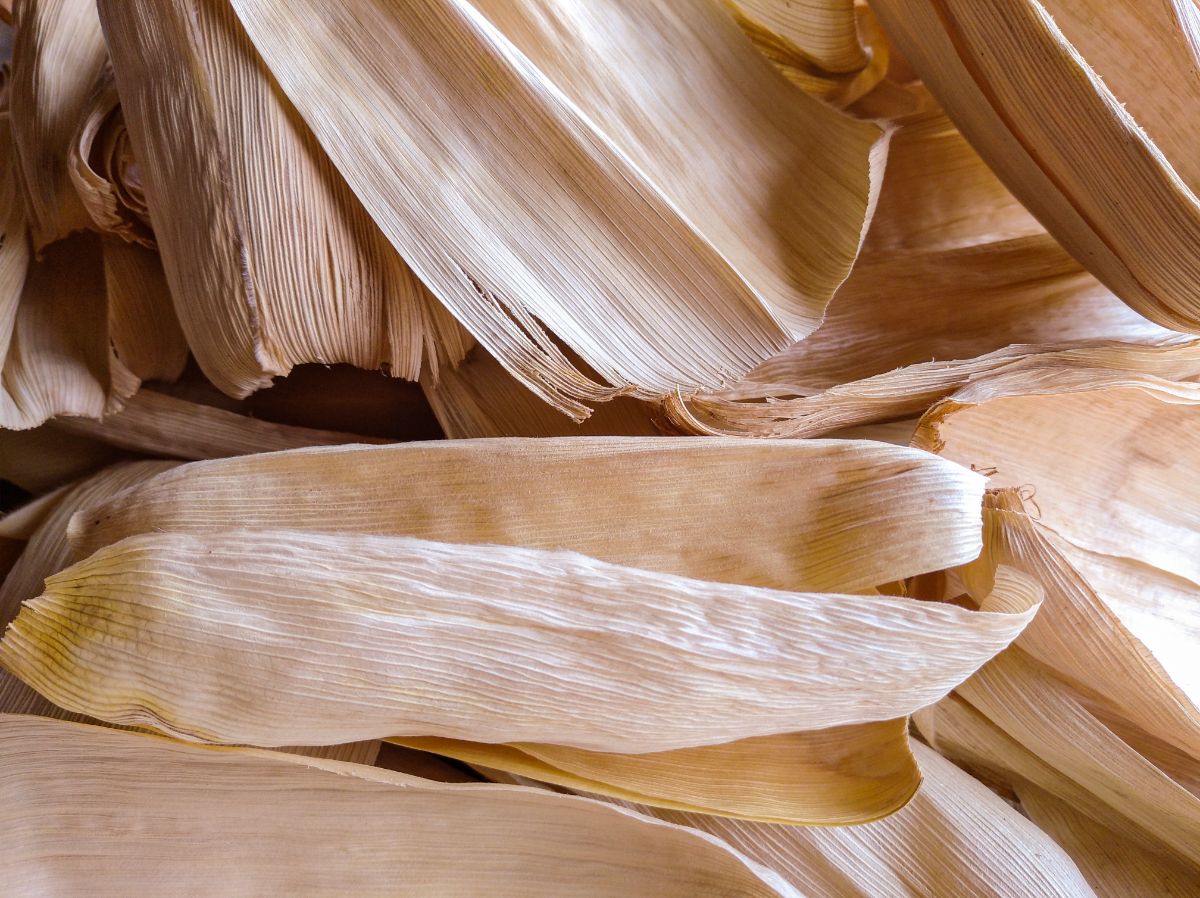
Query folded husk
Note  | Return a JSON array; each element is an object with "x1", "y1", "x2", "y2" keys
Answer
[
  {"x1": 0, "y1": 714, "x2": 801, "y2": 898},
  {"x1": 663, "y1": 87, "x2": 1185, "y2": 438},
  {"x1": 0, "y1": 530, "x2": 1038, "y2": 751},
  {"x1": 9, "y1": 0, "x2": 106, "y2": 247},
  {"x1": 667, "y1": 338, "x2": 1200, "y2": 438},
  {"x1": 646, "y1": 743, "x2": 1098, "y2": 898},
  {"x1": 68, "y1": 437, "x2": 986, "y2": 593},
  {"x1": 227, "y1": 0, "x2": 885, "y2": 416},
  {"x1": 0, "y1": 461, "x2": 177, "y2": 720},
  {"x1": 97, "y1": 0, "x2": 469, "y2": 398},
  {"x1": 870, "y1": 0, "x2": 1200, "y2": 332},
  {"x1": 397, "y1": 723, "x2": 917, "y2": 825}
]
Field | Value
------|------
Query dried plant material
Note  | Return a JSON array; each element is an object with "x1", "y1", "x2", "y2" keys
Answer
[
  {"x1": 0, "y1": 425, "x2": 124, "y2": 494},
  {"x1": 645, "y1": 743, "x2": 1098, "y2": 898},
  {"x1": 666, "y1": 338, "x2": 1200, "y2": 437},
  {"x1": 54, "y1": 388, "x2": 385, "y2": 460},
  {"x1": 1017, "y1": 782, "x2": 1200, "y2": 898},
  {"x1": 100, "y1": 240, "x2": 188, "y2": 382},
  {"x1": 915, "y1": 371, "x2": 1200, "y2": 711},
  {"x1": 0, "y1": 461, "x2": 176, "y2": 720},
  {"x1": 424, "y1": 347, "x2": 659, "y2": 439},
  {"x1": 725, "y1": 1, "x2": 888, "y2": 105},
  {"x1": 69, "y1": 437, "x2": 986, "y2": 593},
  {"x1": 0, "y1": 529, "x2": 1038, "y2": 748},
  {"x1": 0, "y1": 91, "x2": 186, "y2": 427},
  {"x1": 969, "y1": 492, "x2": 1200, "y2": 764},
  {"x1": 0, "y1": 234, "x2": 129, "y2": 428},
  {"x1": 0, "y1": 715, "x2": 801, "y2": 898},
  {"x1": 664, "y1": 95, "x2": 1182, "y2": 438},
  {"x1": 398, "y1": 723, "x2": 918, "y2": 825},
  {"x1": 0, "y1": 467, "x2": 379, "y2": 770},
  {"x1": 228, "y1": 0, "x2": 884, "y2": 416},
  {"x1": 9, "y1": 0, "x2": 107, "y2": 247},
  {"x1": 870, "y1": 0, "x2": 1200, "y2": 332},
  {"x1": 952, "y1": 649, "x2": 1200, "y2": 868},
  {"x1": 97, "y1": 0, "x2": 468, "y2": 398},
  {"x1": 67, "y1": 66, "x2": 153, "y2": 246}
]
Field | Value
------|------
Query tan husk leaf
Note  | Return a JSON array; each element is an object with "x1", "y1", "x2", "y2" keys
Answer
[
  {"x1": 663, "y1": 91, "x2": 1185, "y2": 438},
  {"x1": 226, "y1": 0, "x2": 885, "y2": 416},
  {"x1": 422, "y1": 346, "x2": 660, "y2": 439},
  {"x1": 67, "y1": 437, "x2": 986, "y2": 593},
  {"x1": 0, "y1": 464, "x2": 378, "y2": 766},
  {"x1": 0, "y1": 529, "x2": 1038, "y2": 749},
  {"x1": 396, "y1": 722, "x2": 917, "y2": 826},
  {"x1": 97, "y1": 0, "x2": 469, "y2": 398},
  {"x1": 9, "y1": 0, "x2": 107, "y2": 247},
  {"x1": 0, "y1": 461, "x2": 178, "y2": 720},
  {"x1": 642, "y1": 743, "x2": 1098, "y2": 898},
  {"x1": 1017, "y1": 781, "x2": 1200, "y2": 898},
  {"x1": 0, "y1": 714, "x2": 801, "y2": 898},
  {"x1": 869, "y1": 0, "x2": 1200, "y2": 332}
]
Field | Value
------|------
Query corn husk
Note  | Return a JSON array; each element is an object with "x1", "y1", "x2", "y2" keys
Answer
[
  {"x1": 869, "y1": 0, "x2": 1200, "y2": 333},
  {"x1": 423, "y1": 347, "x2": 660, "y2": 439},
  {"x1": 396, "y1": 723, "x2": 916, "y2": 825},
  {"x1": 97, "y1": 0, "x2": 470, "y2": 398},
  {"x1": 914, "y1": 369, "x2": 1200, "y2": 713},
  {"x1": 18, "y1": 437, "x2": 1020, "y2": 824},
  {"x1": 1017, "y1": 782, "x2": 1200, "y2": 898},
  {"x1": 225, "y1": 0, "x2": 885, "y2": 416},
  {"x1": 906, "y1": 371, "x2": 1200, "y2": 879},
  {"x1": 663, "y1": 80, "x2": 1186, "y2": 438},
  {"x1": 0, "y1": 464, "x2": 378, "y2": 766},
  {"x1": 66, "y1": 65, "x2": 152, "y2": 246},
  {"x1": 0, "y1": 79, "x2": 187, "y2": 428},
  {"x1": 612, "y1": 743, "x2": 1098, "y2": 898},
  {"x1": 8, "y1": 0, "x2": 107, "y2": 247},
  {"x1": 0, "y1": 461, "x2": 177, "y2": 720},
  {"x1": 67, "y1": 437, "x2": 985, "y2": 592},
  {"x1": 0, "y1": 528, "x2": 1038, "y2": 747},
  {"x1": 54, "y1": 388, "x2": 386, "y2": 460},
  {"x1": 0, "y1": 714, "x2": 801, "y2": 898}
]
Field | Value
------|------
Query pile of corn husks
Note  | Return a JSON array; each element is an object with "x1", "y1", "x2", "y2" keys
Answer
[{"x1": 0, "y1": 0, "x2": 1197, "y2": 895}]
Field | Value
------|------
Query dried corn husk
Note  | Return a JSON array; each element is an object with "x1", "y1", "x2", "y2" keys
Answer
[
  {"x1": 724, "y1": 1, "x2": 888, "y2": 105},
  {"x1": 97, "y1": 0, "x2": 469, "y2": 398},
  {"x1": 1017, "y1": 782, "x2": 1200, "y2": 898},
  {"x1": 0, "y1": 464, "x2": 378, "y2": 767},
  {"x1": 870, "y1": 0, "x2": 1200, "y2": 332},
  {"x1": 0, "y1": 80, "x2": 186, "y2": 428},
  {"x1": 9, "y1": 0, "x2": 106, "y2": 247},
  {"x1": 396, "y1": 723, "x2": 916, "y2": 825},
  {"x1": 68, "y1": 437, "x2": 985, "y2": 592},
  {"x1": 66, "y1": 65, "x2": 152, "y2": 246},
  {"x1": 227, "y1": 0, "x2": 884, "y2": 416},
  {"x1": 0, "y1": 529, "x2": 1039, "y2": 749},
  {"x1": 633, "y1": 743, "x2": 1098, "y2": 898},
  {"x1": 663, "y1": 84, "x2": 1184, "y2": 438},
  {"x1": 423, "y1": 347, "x2": 660, "y2": 439},
  {"x1": 0, "y1": 461, "x2": 177, "y2": 720},
  {"x1": 0, "y1": 714, "x2": 801, "y2": 898},
  {"x1": 914, "y1": 369, "x2": 1200, "y2": 712},
  {"x1": 54, "y1": 389, "x2": 385, "y2": 460},
  {"x1": 668, "y1": 336, "x2": 1200, "y2": 438},
  {"x1": 906, "y1": 373, "x2": 1200, "y2": 878}
]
